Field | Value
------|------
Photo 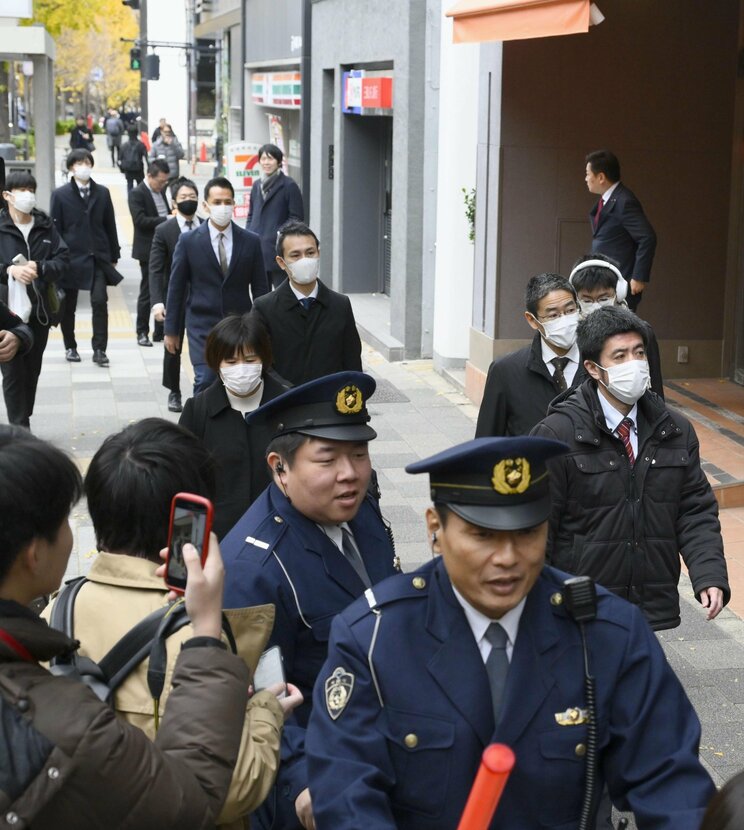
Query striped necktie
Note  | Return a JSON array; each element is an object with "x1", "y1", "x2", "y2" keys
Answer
[{"x1": 616, "y1": 417, "x2": 635, "y2": 465}]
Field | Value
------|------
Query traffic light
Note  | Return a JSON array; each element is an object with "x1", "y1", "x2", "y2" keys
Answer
[
  {"x1": 129, "y1": 47, "x2": 141, "y2": 71},
  {"x1": 122, "y1": 0, "x2": 140, "y2": 9},
  {"x1": 143, "y1": 54, "x2": 160, "y2": 81}
]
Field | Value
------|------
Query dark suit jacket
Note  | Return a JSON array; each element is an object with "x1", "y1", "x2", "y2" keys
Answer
[
  {"x1": 590, "y1": 182, "x2": 657, "y2": 283},
  {"x1": 49, "y1": 180, "x2": 120, "y2": 291},
  {"x1": 475, "y1": 333, "x2": 588, "y2": 437},
  {"x1": 128, "y1": 180, "x2": 169, "y2": 263},
  {"x1": 179, "y1": 369, "x2": 292, "y2": 539},
  {"x1": 164, "y1": 221, "x2": 269, "y2": 366},
  {"x1": 253, "y1": 279, "x2": 362, "y2": 385},
  {"x1": 148, "y1": 216, "x2": 200, "y2": 307},
  {"x1": 246, "y1": 172, "x2": 304, "y2": 276}
]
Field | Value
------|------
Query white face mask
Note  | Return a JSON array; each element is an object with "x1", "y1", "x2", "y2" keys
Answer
[
  {"x1": 595, "y1": 359, "x2": 650, "y2": 405},
  {"x1": 11, "y1": 191, "x2": 36, "y2": 214},
  {"x1": 220, "y1": 362, "x2": 263, "y2": 397},
  {"x1": 539, "y1": 311, "x2": 579, "y2": 350},
  {"x1": 579, "y1": 297, "x2": 615, "y2": 317},
  {"x1": 286, "y1": 257, "x2": 320, "y2": 285},
  {"x1": 73, "y1": 165, "x2": 92, "y2": 182},
  {"x1": 209, "y1": 204, "x2": 233, "y2": 227}
]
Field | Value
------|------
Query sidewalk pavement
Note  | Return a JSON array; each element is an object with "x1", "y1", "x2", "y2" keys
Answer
[{"x1": 5, "y1": 150, "x2": 744, "y2": 802}]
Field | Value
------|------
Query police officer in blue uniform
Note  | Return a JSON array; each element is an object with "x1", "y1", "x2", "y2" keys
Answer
[
  {"x1": 221, "y1": 371, "x2": 398, "y2": 830},
  {"x1": 306, "y1": 436, "x2": 716, "y2": 829}
]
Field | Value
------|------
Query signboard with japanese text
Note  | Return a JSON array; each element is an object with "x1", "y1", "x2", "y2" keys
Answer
[{"x1": 342, "y1": 70, "x2": 394, "y2": 115}]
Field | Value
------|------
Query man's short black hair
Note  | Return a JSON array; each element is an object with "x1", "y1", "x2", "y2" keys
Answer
[
  {"x1": 205, "y1": 311, "x2": 273, "y2": 374},
  {"x1": 204, "y1": 176, "x2": 234, "y2": 200},
  {"x1": 170, "y1": 176, "x2": 198, "y2": 200},
  {"x1": 524, "y1": 273, "x2": 576, "y2": 317},
  {"x1": 0, "y1": 427, "x2": 83, "y2": 583},
  {"x1": 258, "y1": 143, "x2": 283, "y2": 166},
  {"x1": 570, "y1": 253, "x2": 621, "y2": 293},
  {"x1": 577, "y1": 305, "x2": 648, "y2": 365},
  {"x1": 85, "y1": 419, "x2": 216, "y2": 562},
  {"x1": 4, "y1": 171, "x2": 37, "y2": 192},
  {"x1": 147, "y1": 159, "x2": 170, "y2": 178},
  {"x1": 585, "y1": 150, "x2": 621, "y2": 183},
  {"x1": 67, "y1": 148, "x2": 94, "y2": 169},
  {"x1": 275, "y1": 219, "x2": 320, "y2": 258},
  {"x1": 265, "y1": 433, "x2": 311, "y2": 471}
]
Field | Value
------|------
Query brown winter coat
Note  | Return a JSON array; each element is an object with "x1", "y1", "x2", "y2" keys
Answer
[{"x1": 0, "y1": 599, "x2": 248, "y2": 829}]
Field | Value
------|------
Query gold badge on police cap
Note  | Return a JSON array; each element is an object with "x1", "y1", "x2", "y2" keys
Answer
[
  {"x1": 492, "y1": 458, "x2": 531, "y2": 495},
  {"x1": 336, "y1": 385, "x2": 364, "y2": 415},
  {"x1": 325, "y1": 667, "x2": 355, "y2": 719}
]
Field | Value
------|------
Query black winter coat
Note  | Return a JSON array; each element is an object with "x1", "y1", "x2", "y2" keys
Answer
[
  {"x1": 246, "y1": 172, "x2": 304, "y2": 278},
  {"x1": 179, "y1": 369, "x2": 292, "y2": 539},
  {"x1": 49, "y1": 180, "x2": 119, "y2": 290},
  {"x1": 0, "y1": 209, "x2": 69, "y2": 324},
  {"x1": 531, "y1": 381, "x2": 729, "y2": 630}
]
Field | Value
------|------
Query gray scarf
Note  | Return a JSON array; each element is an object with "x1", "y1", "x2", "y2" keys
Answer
[{"x1": 260, "y1": 168, "x2": 281, "y2": 198}]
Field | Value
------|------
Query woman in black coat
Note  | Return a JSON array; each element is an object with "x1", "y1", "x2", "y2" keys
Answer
[
  {"x1": 0, "y1": 172, "x2": 69, "y2": 428},
  {"x1": 246, "y1": 143, "x2": 304, "y2": 289},
  {"x1": 179, "y1": 311, "x2": 291, "y2": 538}
]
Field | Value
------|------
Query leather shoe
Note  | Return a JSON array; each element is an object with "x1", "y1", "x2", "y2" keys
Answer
[
  {"x1": 167, "y1": 391, "x2": 183, "y2": 413},
  {"x1": 92, "y1": 349, "x2": 110, "y2": 367},
  {"x1": 65, "y1": 348, "x2": 81, "y2": 363},
  {"x1": 137, "y1": 333, "x2": 153, "y2": 347}
]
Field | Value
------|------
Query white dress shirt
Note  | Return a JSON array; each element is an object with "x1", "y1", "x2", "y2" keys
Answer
[
  {"x1": 289, "y1": 280, "x2": 319, "y2": 303},
  {"x1": 209, "y1": 219, "x2": 233, "y2": 268},
  {"x1": 541, "y1": 338, "x2": 580, "y2": 388},
  {"x1": 597, "y1": 390, "x2": 639, "y2": 458},
  {"x1": 176, "y1": 213, "x2": 200, "y2": 232},
  {"x1": 601, "y1": 181, "x2": 620, "y2": 205},
  {"x1": 452, "y1": 585, "x2": 526, "y2": 663}
]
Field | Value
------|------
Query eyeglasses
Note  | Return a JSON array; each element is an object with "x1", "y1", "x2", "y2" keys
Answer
[{"x1": 536, "y1": 304, "x2": 578, "y2": 323}]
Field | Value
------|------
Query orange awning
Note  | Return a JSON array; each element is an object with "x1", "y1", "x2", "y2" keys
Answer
[{"x1": 445, "y1": 0, "x2": 591, "y2": 44}]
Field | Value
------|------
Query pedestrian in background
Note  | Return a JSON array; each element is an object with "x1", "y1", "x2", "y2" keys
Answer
[
  {"x1": 149, "y1": 176, "x2": 201, "y2": 412},
  {"x1": 0, "y1": 172, "x2": 68, "y2": 428},
  {"x1": 128, "y1": 158, "x2": 171, "y2": 346},
  {"x1": 253, "y1": 220, "x2": 362, "y2": 385},
  {"x1": 104, "y1": 108, "x2": 125, "y2": 167},
  {"x1": 179, "y1": 313, "x2": 292, "y2": 538},
  {"x1": 247, "y1": 143, "x2": 304, "y2": 289},
  {"x1": 50, "y1": 150, "x2": 121, "y2": 368},
  {"x1": 151, "y1": 116, "x2": 167, "y2": 144},
  {"x1": 149, "y1": 123, "x2": 184, "y2": 180},
  {"x1": 69, "y1": 115, "x2": 93, "y2": 151},
  {"x1": 118, "y1": 125, "x2": 147, "y2": 193},
  {"x1": 585, "y1": 149, "x2": 657, "y2": 312},
  {"x1": 164, "y1": 176, "x2": 268, "y2": 393}
]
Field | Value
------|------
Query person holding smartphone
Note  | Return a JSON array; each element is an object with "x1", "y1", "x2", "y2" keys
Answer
[
  {"x1": 43, "y1": 418, "x2": 302, "y2": 829},
  {"x1": 0, "y1": 426, "x2": 252, "y2": 828},
  {"x1": 0, "y1": 171, "x2": 69, "y2": 427}
]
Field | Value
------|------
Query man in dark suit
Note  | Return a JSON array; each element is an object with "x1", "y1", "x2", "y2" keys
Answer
[
  {"x1": 246, "y1": 143, "x2": 304, "y2": 288},
  {"x1": 476, "y1": 273, "x2": 586, "y2": 437},
  {"x1": 585, "y1": 149, "x2": 657, "y2": 312},
  {"x1": 253, "y1": 220, "x2": 362, "y2": 385},
  {"x1": 50, "y1": 149, "x2": 121, "y2": 367},
  {"x1": 164, "y1": 176, "x2": 269, "y2": 394},
  {"x1": 149, "y1": 177, "x2": 200, "y2": 413},
  {"x1": 128, "y1": 158, "x2": 170, "y2": 347}
]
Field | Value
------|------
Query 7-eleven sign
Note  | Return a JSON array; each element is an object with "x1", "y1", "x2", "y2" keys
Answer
[{"x1": 226, "y1": 142, "x2": 262, "y2": 220}]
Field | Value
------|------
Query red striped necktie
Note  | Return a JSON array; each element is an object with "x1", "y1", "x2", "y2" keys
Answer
[
  {"x1": 594, "y1": 198, "x2": 604, "y2": 229},
  {"x1": 616, "y1": 417, "x2": 635, "y2": 465}
]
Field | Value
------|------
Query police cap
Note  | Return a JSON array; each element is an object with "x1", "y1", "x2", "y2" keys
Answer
[
  {"x1": 246, "y1": 371, "x2": 377, "y2": 442},
  {"x1": 405, "y1": 436, "x2": 569, "y2": 531}
]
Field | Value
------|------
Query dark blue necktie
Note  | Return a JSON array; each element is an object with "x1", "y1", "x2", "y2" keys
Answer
[
  {"x1": 299, "y1": 297, "x2": 315, "y2": 311},
  {"x1": 485, "y1": 623, "x2": 509, "y2": 723}
]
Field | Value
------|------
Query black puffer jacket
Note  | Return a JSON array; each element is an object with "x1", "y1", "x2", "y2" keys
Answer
[{"x1": 531, "y1": 381, "x2": 729, "y2": 630}]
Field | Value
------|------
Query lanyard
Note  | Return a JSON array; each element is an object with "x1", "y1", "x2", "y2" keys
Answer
[{"x1": 0, "y1": 628, "x2": 35, "y2": 662}]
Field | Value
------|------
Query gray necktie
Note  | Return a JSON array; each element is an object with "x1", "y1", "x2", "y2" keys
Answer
[
  {"x1": 218, "y1": 232, "x2": 228, "y2": 275},
  {"x1": 81, "y1": 187, "x2": 89, "y2": 203},
  {"x1": 341, "y1": 526, "x2": 371, "y2": 588},
  {"x1": 185, "y1": 220, "x2": 193, "y2": 230},
  {"x1": 485, "y1": 622, "x2": 509, "y2": 724}
]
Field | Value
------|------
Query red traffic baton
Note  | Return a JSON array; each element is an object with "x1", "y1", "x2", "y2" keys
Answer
[{"x1": 457, "y1": 743, "x2": 515, "y2": 830}]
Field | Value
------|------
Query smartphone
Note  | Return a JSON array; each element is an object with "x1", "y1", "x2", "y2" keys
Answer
[
  {"x1": 165, "y1": 493, "x2": 213, "y2": 594},
  {"x1": 11, "y1": 254, "x2": 27, "y2": 266},
  {"x1": 253, "y1": 645, "x2": 286, "y2": 698}
]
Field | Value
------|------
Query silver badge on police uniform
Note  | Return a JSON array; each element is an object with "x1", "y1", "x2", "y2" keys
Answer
[{"x1": 325, "y1": 667, "x2": 355, "y2": 720}]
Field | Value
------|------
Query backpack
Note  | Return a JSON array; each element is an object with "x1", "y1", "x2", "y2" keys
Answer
[
  {"x1": 48, "y1": 576, "x2": 237, "y2": 707},
  {"x1": 118, "y1": 140, "x2": 142, "y2": 173}
]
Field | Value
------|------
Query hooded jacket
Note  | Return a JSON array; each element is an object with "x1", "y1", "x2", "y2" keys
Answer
[
  {"x1": 0, "y1": 599, "x2": 248, "y2": 829},
  {"x1": 531, "y1": 380, "x2": 729, "y2": 629}
]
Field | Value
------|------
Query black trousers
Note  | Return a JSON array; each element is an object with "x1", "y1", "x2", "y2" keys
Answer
[
  {"x1": 136, "y1": 261, "x2": 163, "y2": 337},
  {"x1": 1, "y1": 313, "x2": 50, "y2": 427},
  {"x1": 61, "y1": 268, "x2": 109, "y2": 352},
  {"x1": 125, "y1": 172, "x2": 144, "y2": 193},
  {"x1": 162, "y1": 319, "x2": 184, "y2": 392},
  {"x1": 627, "y1": 291, "x2": 642, "y2": 312}
]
